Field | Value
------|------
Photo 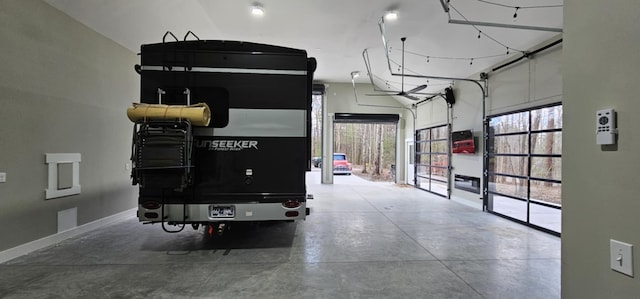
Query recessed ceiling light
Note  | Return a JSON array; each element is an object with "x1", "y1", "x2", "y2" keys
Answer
[
  {"x1": 251, "y1": 5, "x2": 264, "y2": 16},
  {"x1": 384, "y1": 11, "x2": 398, "y2": 20}
]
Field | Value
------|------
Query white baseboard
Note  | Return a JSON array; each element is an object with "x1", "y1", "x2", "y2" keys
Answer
[{"x1": 0, "y1": 208, "x2": 136, "y2": 264}]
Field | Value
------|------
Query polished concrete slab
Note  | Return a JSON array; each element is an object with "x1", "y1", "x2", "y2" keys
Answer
[{"x1": 0, "y1": 170, "x2": 560, "y2": 298}]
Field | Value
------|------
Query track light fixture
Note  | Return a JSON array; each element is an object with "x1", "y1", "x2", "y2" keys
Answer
[
  {"x1": 251, "y1": 4, "x2": 264, "y2": 16},
  {"x1": 384, "y1": 11, "x2": 398, "y2": 21}
]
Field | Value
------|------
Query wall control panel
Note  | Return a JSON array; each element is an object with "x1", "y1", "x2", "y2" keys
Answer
[{"x1": 596, "y1": 108, "x2": 616, "y2": 145}]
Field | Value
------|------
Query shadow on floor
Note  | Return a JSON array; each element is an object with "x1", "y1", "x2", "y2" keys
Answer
[{"x1": 139, "y1": 221, "x2": 299, "y2": 252}]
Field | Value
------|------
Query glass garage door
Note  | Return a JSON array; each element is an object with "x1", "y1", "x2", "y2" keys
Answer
[
  {"x1": 484, "y1": 104, "x2": 562, "y2": 235},
  {"x1": 415, "y1": 125, "x2": 449, "y2": 197}
]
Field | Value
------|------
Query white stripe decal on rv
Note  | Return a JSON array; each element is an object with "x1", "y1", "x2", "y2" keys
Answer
[{"x1": 194, "y1": 109, "x2": 307, "y2": 137}]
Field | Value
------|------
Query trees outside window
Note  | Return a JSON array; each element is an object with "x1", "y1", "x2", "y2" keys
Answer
[{"x1": 486, "y1": 104, "x2": 562, "y2": 234}]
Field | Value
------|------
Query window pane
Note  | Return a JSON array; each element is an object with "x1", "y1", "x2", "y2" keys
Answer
[
  {"x1": 431, "y1": 126, "x2": 448, "y2": 140},
  {"x1": 488, "y1": 174, "x2": 527, "y2": 199},
  {"x1": 417, "y1": 176, "x2": 430, "y2": 189},
  {"x1": 531, "y1": 157, "x2": 561, "y2": 181},
  {"x1": 489, "y1": 111, "x2": 529, "y2": 134},
  {"x1": 530, "y1": 181, "x2": 562, "y2": 206},
  {"x1": 489, "y1": 134, "x2": 528, "y2": 154},
  {"x1": 531, "y1": 105, "x2": 563, "y2": 131},
  {"x1": 489, "y1": 156, "x2": 528, "y2": 176},
  {"x1": 532, "y1": 132, "x2": 562, "y2": 155},
  {"x1": 416, "y1": 141, "x2": 428, "y2": 153},
  {"x1": 416, "y1": 165, "x2": 429, "y2": 176},
  {"x1": 409, "y1": 144, "x2": 415, "y2": 164},
  {"x1": 431, "y1": 140, "x2": 448, "y2": 153},
  {"x1": 416, "y1": 154, "x2": 430, "y2": 165},
  {"x1": 431, "y1": 154, "x2": 449, "y2": 167},
  {"x1": 430, "y1": 180, "x2": 448, "y2": 196},
  {"x1": 431, "y1": 167, "x2": 447, "y2": 181},
  {"x1": 490, "y1": 193, "x2": 528, "y2": 222},
  {"x1": 431, "y1": 154, "x2": 448, "y2": 168},
  {"x1": 529, "y1": 203, "x2": 561, "y2": 233},
  {"x1": 417, "y1": 130, "x2": 429, "y2": 141}
]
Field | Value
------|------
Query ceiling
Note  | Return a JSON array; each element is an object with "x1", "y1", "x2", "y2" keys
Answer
[{"x1": 45, "y1": 0, "x2": 563, "y2": 102}]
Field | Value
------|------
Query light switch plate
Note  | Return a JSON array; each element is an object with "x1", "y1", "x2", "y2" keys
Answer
[
  {"x1": 610, "y1": 239, "x2": 634, "y2": 277},
  {"x1": 0, "y1": 172, "x2": 6, "y2": 183}
]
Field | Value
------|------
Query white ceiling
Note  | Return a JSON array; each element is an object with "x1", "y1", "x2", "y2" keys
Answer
[{"x1": 45, "y1": 0, "x2": 563, "y2": 101}]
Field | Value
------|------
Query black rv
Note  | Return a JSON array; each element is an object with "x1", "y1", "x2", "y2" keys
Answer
[{"x1": 130, "y1": 35, "x2": 316, "y2": 233}]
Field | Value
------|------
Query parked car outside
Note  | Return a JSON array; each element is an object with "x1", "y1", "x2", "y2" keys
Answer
[
  {"x1": 312, "y1": 156, "x2": 322, "y2": 168},
  {"x1": 333, "y1": 153, "x2": 352, "y2": 175}
]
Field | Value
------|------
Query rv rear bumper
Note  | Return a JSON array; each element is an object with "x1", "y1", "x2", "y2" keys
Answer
[{"x1": 138, "y1": 201, "x2": 308, "y2": 223}]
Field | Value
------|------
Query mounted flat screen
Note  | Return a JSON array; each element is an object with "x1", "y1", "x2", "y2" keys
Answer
[{"x1": 452, "y1": 130, "x2": 476, "y2": 154}]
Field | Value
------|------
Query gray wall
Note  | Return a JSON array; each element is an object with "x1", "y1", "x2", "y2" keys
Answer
[
  {"x1": 562, "y1": 0, "x2": 640, "y2": 296},
  {"x1": 0, "y1": 0, "x2": 138, "y2": 251}
]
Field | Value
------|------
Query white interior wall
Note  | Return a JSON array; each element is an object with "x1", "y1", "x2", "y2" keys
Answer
[
  {"x1": 448, "y1": 80, "x2": 485, "y2": 207},
  {"x1": 415, "y1": 98, "x2": 449, "y2": 129},
  {"x1": 487, "y1": 46, "x2": 563, "y2": 116}
]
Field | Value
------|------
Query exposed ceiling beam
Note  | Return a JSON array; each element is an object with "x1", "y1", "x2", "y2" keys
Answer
[{"x1": 448, "y1": 19, "x2": 563, "y2": 33}]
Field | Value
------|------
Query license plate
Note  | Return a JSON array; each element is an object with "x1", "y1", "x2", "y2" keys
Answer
[{"x1": 209, "y1": 206, "x2": 235, "y2": 218}]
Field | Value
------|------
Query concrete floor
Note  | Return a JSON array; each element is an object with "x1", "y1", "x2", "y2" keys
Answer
[{"x1": 0, "y1": 170, "x2": 560, "y2": 298}]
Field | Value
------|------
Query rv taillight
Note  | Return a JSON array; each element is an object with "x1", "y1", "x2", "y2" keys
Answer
[
  {"x1": 282, "y1": 200, "x2": 300, "y2": 209},
  {"x1": 285, "y1": 211, "x2": 299, "y2": 217},
  {"x1": 142, "y1": 201, "x2": 161, "y2": 209}
]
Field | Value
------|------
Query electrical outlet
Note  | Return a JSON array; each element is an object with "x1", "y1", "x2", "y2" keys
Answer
[
  {"x1": 0, "y1": 172, "x2": 6, "y2": 183},
  {"x1": 610, "y1": 239, "x2": 634, "y2": 277}
]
